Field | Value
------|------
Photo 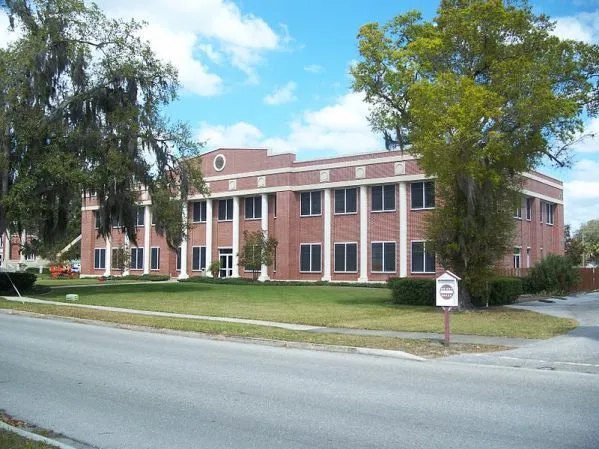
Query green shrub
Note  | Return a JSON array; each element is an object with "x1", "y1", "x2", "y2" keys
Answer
[
  {"x1": 387, "y1": 278, "x2": 436, "y2": 305},
  {"x1": 180, "y1": 276, "x2": 388, "y2": 288},
  {"x1": 139, "y1": 274, "x2": 170, "y2": 281},
  {"x1": 525, "y1": 254, "x2": 580, "y2": 295},
  {"x1": 103, "y1": 274, "x2": 170, "y2": 282},
  {"x1": 471, "y1": 277, "x2": 523, "y2": 307},
  {"x1": 0, "y1": 272, "x2": 37, "y2": 293},
  {"x1": 25, "y1": 266, "x2": 50, "y2": 275}
]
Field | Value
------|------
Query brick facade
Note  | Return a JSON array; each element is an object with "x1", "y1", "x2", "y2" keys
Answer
[{"x1": 80, "y1": 148, "x2": 564, "y2": 281}]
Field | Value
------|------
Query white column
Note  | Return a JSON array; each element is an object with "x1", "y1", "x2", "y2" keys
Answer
[
  {"x1": 3, "y1": 231, "x2": 9, "y2": 265},
  {"x1": 104, "y1": 237, "x2": 111, "y2": 277},
  {"x1": 358, "y1": 186, "x2": 369, "y2": 282},
  {"x1": 123, "y1": 235, "x2": 130, "y2": 276},
  {"x1": 322, "y1": 189, "x2": 332, "y2": 281},
  {"x1": 19, "y1": 229, "x2": 26, "y2": 262},
  {"x1": 399, "y1": 182, "x2": 408, "y2": 278},
  {"x1": 143, "y1": 205, "x2": 151, "y2": 275},
  {"x1": 232, "y1": 196, "x2": 240, "y2": 277},
  {"x1": 179, "y1": 202, "x2": 189, "y2": 279},
  {"x1": 258, "y1": 193, "x2": 270, "y2": 282},
  {"x1": 205, "y1": 199, "x2": 213, "y2": 276}
]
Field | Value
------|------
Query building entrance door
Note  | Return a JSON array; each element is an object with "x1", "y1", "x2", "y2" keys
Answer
[{"x1": 219, "y1": 248, "x2": 233, "y2": 278}]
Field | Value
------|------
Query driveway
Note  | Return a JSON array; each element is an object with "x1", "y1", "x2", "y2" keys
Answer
[{"x1": 445, "y1": 291, "x2": 599, "y2": 374}]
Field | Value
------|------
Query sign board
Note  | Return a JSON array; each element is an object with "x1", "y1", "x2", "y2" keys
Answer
[{"x1": 436, "y1": 271, "x2": 460, "y2": 307}]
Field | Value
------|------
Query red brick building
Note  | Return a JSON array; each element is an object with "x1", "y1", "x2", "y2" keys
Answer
[{"x1": 80, "y1": 148, "x2": 564, "y2": 281}]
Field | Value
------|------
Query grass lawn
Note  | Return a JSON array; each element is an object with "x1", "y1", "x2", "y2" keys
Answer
[
  {"x1": 34, "y1": 277, "x2": 149, "y2": 287},
  {"x1": 0, "y1": 430, "x2": 55, "y2": 449},
  {"x1": 29, "y1": 282, "x2": 577, "y2": 339},
  {"x1": 0, "y1": 301, "x2": 506, "y2": 357}
]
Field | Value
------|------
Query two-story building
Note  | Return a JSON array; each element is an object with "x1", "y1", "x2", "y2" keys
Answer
[{"x1": 80, "y1": 148, "x2": 564, "y2": 281}]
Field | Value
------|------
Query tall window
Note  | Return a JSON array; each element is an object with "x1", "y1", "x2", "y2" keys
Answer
[
  {"x1": 372, "y1": 242, "x2": 396, "y2": 272},
  {"x1": 244, "y1": 244, "x2": 260, "y2": 271},
  {"x1": 539, "y1": 201, "x2": 544, "y2": 223},
  {"x1": 151, "y1": 247, "x2": 160, "y2": 270},
  {"x1": 193, "y1": 201, "x2": 207, "y2": 223},
  {"x1": 300, "y1": 244, "x2": 321, "y2": 272},
  {"x1": 151, "y1": 208, "x2": 156, "y2": 225},
  {"x1": 218, "y1": 199, "x2": 233, "y2": 221},
  {"x1": 526, "y1": 198, "x2": 533, "y2": 220},
  {"x1": 513, "y1": 205, "x2": 522, "y2": 219},
  {"x1": 94, "y1": 248, "x2": 106, "y2": 269},
  {"x1": 300, "y1": 191, "x2": 321, "y2": 216},
  {"x1": 245, "y1": 196, "x2": 262, "y2": 219},
  {"x1": 94, "y1": 211, "x2": 100, "y2": 229},
  {"x1": 135, "y1": 206, "x2": 145, "y2": 227},
  {"x1": 334, "y1": 243, "x2": 358, "y2": 272},
  {"x1": 334, "y1": 188, "x2": 357, "y2": 214},
  {"x1": 513, "y1": 247, "x2": 521, "y2": 269},
  {"x1": 411, "y1": 241, "x2": 435, "y2": 273},
  {"x1": 411, "y1": 182, "x2": 435, "y2": 209},
  {"x1": 111, "y1": 248, "x2": 124, "y2": 269},
  {"x1": 546, "y1": 203, "x2": 555, "y2": 225},
  {"x1": 192, "y1": 246, "x2": 207, "y2": 271},
  {"x1": 130, "y1": 248, "x2": 144, "y2": 270},
  {"x1": 372, "y1": 185, "x2": 395, "y2": 211},
  {"x1": 176, "y1": 247, "x2": 181, "y2": 271}
]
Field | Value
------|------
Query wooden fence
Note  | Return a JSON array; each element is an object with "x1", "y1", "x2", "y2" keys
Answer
[{"x1": 495, "y1": 267, "x2": 598, "y2": 293}]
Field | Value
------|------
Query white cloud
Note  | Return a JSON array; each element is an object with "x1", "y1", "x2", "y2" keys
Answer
[
  {"x1": 97, "y1": 0, "x2": 287, "y2": 93},
  {"x1": 563, "y1": 159, "x2": 599, "y2": 229},
  {"x1": 304, "y1": 64, "x2": 323, "y2": 74},
  {"x1": 552, "y1": 11, "x2": 599, "y2": 43},
  {"x1": 0, "y1": 14, "x2": 21, "y2": 48},
  {"x1": 571, "y1": 117, "x2": 599, "y2": 153},
  {"x1": 197, "y1": 91, "x2": 382, "y2": 155},
  {"x1": 263, "y1": 82, "x2": 297, "y2": 105}
]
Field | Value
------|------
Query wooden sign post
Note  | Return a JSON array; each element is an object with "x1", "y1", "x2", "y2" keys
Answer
[{"x1": 436, "y1": 271, "x2": 461, "y2": 346}]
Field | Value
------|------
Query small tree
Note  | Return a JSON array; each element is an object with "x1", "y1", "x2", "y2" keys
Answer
[
  {"x1": 111, "y1": 246, "x2": 130, "y2": 276},
  {"x1": 238, "y1": 230, "x2": 278, "y2": 281},
  {"x1": 564, "y1": 225, "x2": 584, "y2": 267},
  {"x1": 208, "y1": 260, "x2": 220, "y2": 278}
]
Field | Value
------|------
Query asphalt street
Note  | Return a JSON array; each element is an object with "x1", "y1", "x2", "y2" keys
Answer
[
  {"x1": 448, "y1": 292, "x2": 599, "y2": 374},
  {"x1": 1, "y1": 314, "x2": 598, "y2": 449}
]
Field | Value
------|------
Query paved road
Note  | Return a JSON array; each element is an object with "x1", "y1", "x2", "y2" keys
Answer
[
  {"x1": 1, "y1": 314, "x2": 598, "y2": 449},
  {"x1": 448, "y1": 292, "x2": 599, "y2": 374}
]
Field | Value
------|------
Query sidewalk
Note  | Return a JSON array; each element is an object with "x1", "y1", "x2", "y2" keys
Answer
[{"x1": 2, "y1": 296, "x2": 540, "y2": 347}]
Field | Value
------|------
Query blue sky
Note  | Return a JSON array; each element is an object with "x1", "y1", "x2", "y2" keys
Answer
[{"x1": 1, "y1": 0, "x2": 598, "y2": 228}]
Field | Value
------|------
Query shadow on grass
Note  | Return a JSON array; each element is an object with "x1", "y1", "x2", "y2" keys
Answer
[{"x1": 38, "y1": 282, "x2": 213, "y2": 297}]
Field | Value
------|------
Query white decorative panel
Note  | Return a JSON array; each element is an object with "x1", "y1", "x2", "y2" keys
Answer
[
  {"x1": 355, "y1": 166, "x2": 366, "y2": 179},
  {"x1": 394, "y1": 162, "x2": 406, "y2": 175},
  {"x1": 257, "y1": 176, "x2": 266, "y2": 187},
  {"x1": 320, "y1": 170, "x2": 330, "y2": 182},
  {"x1": 228, "y1": 179, "x2": 237, "y2": 191}
]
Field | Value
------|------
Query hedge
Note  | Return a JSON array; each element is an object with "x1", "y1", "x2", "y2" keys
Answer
[
  {"x1": 103, "y1": 274, "x2": 170, "y2": 282},
  {"x1": 471, "y1": 277, "x2": 523, "y2": 307},
  {"x1": 387, "y1": 278, "x2": 436, "y2": 305},
  {"x1": 25, "y1": 267, "x2": 50, "y2": 275},
  {"x1": 0, "y1": 272, "x2": 37, "y2": 293},
  {"x1": 524, "y1": 254, "x2": 580, "y2": 295},
  {"x1": 387, "y1": 276, "x2": 523, "y2": 307},
  {"x1": 180, "y1": 276, "x2": 388, "y2": 288}
]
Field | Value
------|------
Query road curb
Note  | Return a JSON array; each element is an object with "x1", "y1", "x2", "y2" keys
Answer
[
  {"x1": 0, "y1": 420, "x2": 78, "y2": 449},
  {"x1": 0, "y1": 309, "x2": 426, "y2": 362}
]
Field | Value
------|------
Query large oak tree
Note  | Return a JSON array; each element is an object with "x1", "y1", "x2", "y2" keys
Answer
[
  {"x1": 352, "y1": 0, "x2": 598, "y2": 306},
  {"x1": 0, "y1": 0, "x2": 206, "y2": 259}
]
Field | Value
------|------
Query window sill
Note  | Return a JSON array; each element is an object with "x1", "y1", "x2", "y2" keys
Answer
[
  {"x1": 371, "y1": 209, "x2": 396, "y2": 213},
  {"x1": 217, "y1": 219, "x2": 233, "y2": 222},
  {"x1": 334, "y1": 271, "x2": 358, "y2": 274},
  {"x1": 411, "y1": 271, "x2": 436, "y2": 274},
  {"x1": 411, "y1": 207, "x2": 435, "y2": 211},
  {"x1": 372, "y1": 270, "x2": 396, "y2": 274},
  {"x1": 300, "y1": 214, "x2": 322, "y2": 218},
  {"x1": 192, "y1": 220, "x2": 207, "y2": 224},
  {"x1": 299, "y1": 271, "x2": 322, "y2": 274},
  {"x1": 334, "y1": 211, "x2": 358, "y2": 216},
  {"x1": 244, "y1": 217, "x2": 262, "y2": 221}
]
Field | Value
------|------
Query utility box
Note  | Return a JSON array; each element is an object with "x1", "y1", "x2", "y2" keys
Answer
[
  {"x1": 65, "y1": 294, "x2": 79, "y2": 301},
  {"x1": 436, "y1": 271, "x2": 460, "y2": 308}
]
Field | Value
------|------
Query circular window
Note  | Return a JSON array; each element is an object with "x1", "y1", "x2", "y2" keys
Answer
[{"x1": 213, "y1": 154, "x2": 226, "y2": 172}]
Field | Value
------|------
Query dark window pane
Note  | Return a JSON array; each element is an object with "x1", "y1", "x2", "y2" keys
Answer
[
  {"x1": 311, "y1": 244, "x2": 321, "y2": 272},
  {"x1": 245, "y1": 198, "x2": 253, "y2": 219},
  {"x1": 424, "y1": 182, "x2": 435, "y2": 208},
  {"x1": 100, "y1": 249, "x2": 105, "y2": 268},
  {"x1": 300, "y1": 192, "x2": 311, "y2": 216},
  {"x1": 311, "y1": 192, "x2": 321, "y2": 215},
  {"x1": 384, "y1": 243, "x2": 396, "y2": 272},
  {"x1": 383, "y1": 185, "x2": 395, "y2": 210},
  {"x1": 346, "y1": 243, "x2": 357, "y2": 272},
  {"x1": 411, "y1": 183, "x2": 424, "y2": 209},
  {"x1": 151, "y1": 248, "x2": 160, "y2": 270},
  {"x1": 227, "y1": 199, "x2": 233, "y2": 220},
  {"x1": 136, "y1": 207, "x2": 145, "y2": 226},
  {"x1": 94, "y1": 211, "x2": 100, "y2": 229},
  {"x1": 334, "y1": 190, "x2": 345, "y2": 214},
  {"x1": 255, "y1": 197, "x2": 262, "y2": 218},
  {"x1": 346, "y1": 188, "x2": 357, "y2": 213},
  {"x1": 218, "y1": 200, "x2": 226, "y2": 220},
  {"x1": 424, "y1": 246, "x2": 435, "y2": 273},
  {"x1": 334, "y1": 244, "x2": 345, "y2": 272},
  {"x1": 192, "y1": 247, "x2": 200, "y2": 271},
  {"x1": 194, "y1": 202, "x2": 205, "y2": 222},
  {"x1": 176, "y1": 247, "x2": 181, "y2": 270},
  {"x1": 372, "y1": 186, "x2": 383, "y2": 211},
  {"x1": 372, "y1": 243, "x2": 383, "y2": 271},
  {"x1": 200, "y1": 247, "x2": 206, "y2": 270},
  {"x1": 412, "y1": 242, "x2": 424, "y2": 272},
  {"x1": 300, "y1": 245, "x2": 311, "y2": 271}
]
